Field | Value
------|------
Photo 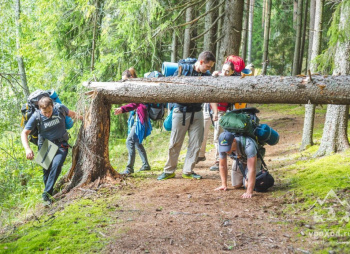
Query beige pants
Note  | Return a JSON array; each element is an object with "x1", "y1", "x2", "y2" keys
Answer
[
  {"x1": 199, "y1": 107, "x2": 212, "y2": 157},
  {"x1": 213, "y1": 111, "x2": 225, "y2": 161},
  {"x1": 231, "y1": 158, "x2": 262, "y2": 186},
  {"x1": 164, "y1": 109, "x2": 204, "y2": 174}
]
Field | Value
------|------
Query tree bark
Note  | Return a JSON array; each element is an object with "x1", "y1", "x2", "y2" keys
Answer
[
  {"x1": 183, "y1": 6, "x2": 193, "y2": 59},
  {"x1": 315, "y1": 2, "x2": 350, "y2": 157},
  {"x1": 215, "y1": 3, "x2": 224, "y2": 65},
  {"x1": 218, "y1": 0, "x2": 244, "y2": 66},
  {"x1": 300, "y1": 0, "x2": 324, "y2": 151},
  {"x1": 84, "y1": 75, "x2": 350, "y2": 105},
  {"x1": 298, "y1": 0, "x2": 308, "y2": 74},
  {"x1": 261, "y1": 0, "x2": 272, "y2": 75},
  {"x1": 204, "y1": 0, "x2": 216, "y2": 53},
  {"x1": 307, "y1": 0, "x2": 316, "y2": 71},
  {"x1": 14, "y1": 0, "x2": 29, "y2": 98},
  {"x1": 171, "y1": 30, "x2": 178, "y2": 63},
  {"x1": 62, "y1": 91, "x2": 119, "y2": 193},
  {"x1": 247, "y1": 0, "x2": 255, "y2": 63},
  {"x1": 241, "y1": 0, "x2": 250, "y2": 62},
  {"x1": 310, "y1": 0, "x2": 324, "y2": 72},
  {"x1": 90, "y1": 0, "x2": 99, "y2": 72},
  {"x1": 292, "y1": 0, "x2": 303, "y2": 76}
]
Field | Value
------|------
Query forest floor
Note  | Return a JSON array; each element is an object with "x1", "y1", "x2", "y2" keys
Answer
[
  {"x1": 104, "y1": 110, "x2": 323, "y2": 254},
  {"x1": 3, "y1": 106, "x2": 347, "y2": 254}
]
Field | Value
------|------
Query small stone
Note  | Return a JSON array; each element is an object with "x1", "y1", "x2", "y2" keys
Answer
[{"x1": 300, "y1": 231, "x2": 305, "y2": 236}]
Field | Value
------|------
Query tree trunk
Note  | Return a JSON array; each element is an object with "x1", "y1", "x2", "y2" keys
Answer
[
  {"x1": 247, "y1": 0, "x2": 254, "y2": 63},
  {"x1": 306, "y1": 0, "x2": 316, "y2": 71},
  {"x1": 315, "y1": 2, "x2": 350, "y2": 157},
  {"x1": 183, "y1": 6, "x2": 193, "y2": 59},
  {"x1": 218, "y1": 0, "x2": 244, "y2": 65},
  {"x1": 261, "y1": 0, "x2": 272, "y2": 75},
  {"x1": 63, "y1": 74, "x2": 350, "y2": 193},
  {"x1": 298, "y1": 0, "x2": 308, "y2": 74},
  {"x1": 241, "y1": 0, "x2": 250, "y2": 62},
  {"x1": 215, "y1": 3, "x2": 224, "y2": 65},
  {"x1": 204, "y1": 0, "x2": 216, "y2": 53},
  {"x1": 171, "y1": 30, "x2": 178, "y2": 63},
  {"x1": 14, "y1": 0, "x2": 29, "y2": 98},
  {"x1": 310, "y1": 0, "x2": 324, "y2": 72},
  {"x1": 292, "y1": 0, "x2": 303, "y2": 76},
  {"x1": 61, "y1": 91, "x2": 119, "y2": 193},
  {"x1": 84, "y1": 75, "x2": 350, "y2": 105},
  {"x1": 300, "y1": 0, "x2": 324, "y2": 151},
  {"x1": 90, "y1": 0, "x2": 99, "y2": 72}
]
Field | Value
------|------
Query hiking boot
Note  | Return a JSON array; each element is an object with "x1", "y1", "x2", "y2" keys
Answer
[
  {"x1": 138, "y1": 166, "x2": 151, "y2": 172},
  {"x1": 157, "y1": 172, "x2": 175, "y2": 181},
  {"x1": 210, "y1": 162, "x2": 219, "y2": 171},
  {"x1": 196, "y1": 156, "x2": 206, "y2": 164},
  {"x1": 120, "y1": 169, "x2": 134, "y2": 175},
  {"x1": 42, "y1": 192, "x2": 52, "y2": 208},
  {"x1": 182, "y1": 172, "x2": 202, "y2": 180}
]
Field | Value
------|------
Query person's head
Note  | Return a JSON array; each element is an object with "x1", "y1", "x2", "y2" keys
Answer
[
  {"x1": 38, "y1": 97, "x2": 54, "y2": 118},
  {"x1": 196, "y1": 51, "x2": 216, "y2": 73},
  {"x1": 122, "y1": 67, "x2": 138, "y2": 80},
  {"x1": 218, "y1": 131, "x2": 237, "y2": 154},
  {"x1": 222, "y1": 61, "x2": 235, "y2": 76}
]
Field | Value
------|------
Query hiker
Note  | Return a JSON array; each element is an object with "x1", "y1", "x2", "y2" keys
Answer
[
  {"x1": 208, "y1": 57, "x2": 247, "y2": 171},
  {"x1": 21, "y1": 96, "x2": 82, "y2": 205},
  {"x1": 215, "y1": 131, "x2": 260, "y2": 199},
  {"x1": 122, "y1": 67, "x2": 137, "y2": 80},
  {"x1": 114, "y1": 68, "x2": 152, "y2": 175},
  {"x1": 197, "y1": 103, "x2": 218, "y2": 163},
  {"x1": 157, "y1": 51, "x2": 216, "y2": 180}
]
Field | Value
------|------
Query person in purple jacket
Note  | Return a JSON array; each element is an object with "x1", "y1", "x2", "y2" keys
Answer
[{"x1": 114, "y1": 68, "x2": 152, "y2": 175}]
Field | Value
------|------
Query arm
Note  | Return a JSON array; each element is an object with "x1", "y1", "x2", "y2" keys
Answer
[
  {"x1": 21, "y1": 129, "x2": 34, "y2": 160},
  {"x1": 215, "y1": 158, "x2": 228, "y2": 191},
  {"x1": 67, "y1": 110, "x2": 83, "y2": 121},
  {"x1": 115, "y1": 103, "x2": 140, "y2": 115},
  {"x1": 241, "y1": 155, "x2": 257, "y2": 199},
  {"x1": 210, "y1": 103, "x2": 218, "y2": 121}
]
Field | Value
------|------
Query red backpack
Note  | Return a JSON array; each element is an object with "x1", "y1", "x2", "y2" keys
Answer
[{"x1": 225, "y1": 55, "x2": 245, "y2": 73}]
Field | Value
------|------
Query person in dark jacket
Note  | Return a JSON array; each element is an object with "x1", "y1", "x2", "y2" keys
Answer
[{"x1": 21, "y1": 97, "x2": 82, "y2": 206}]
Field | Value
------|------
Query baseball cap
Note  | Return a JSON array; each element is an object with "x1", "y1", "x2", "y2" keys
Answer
[{"x1": 218, "y1": 131, "x2": 235, "y2": 153}]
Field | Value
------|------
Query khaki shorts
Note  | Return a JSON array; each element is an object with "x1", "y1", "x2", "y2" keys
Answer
[{"x1": 231, "y1": 158, "x2": 262, "y2": 186}]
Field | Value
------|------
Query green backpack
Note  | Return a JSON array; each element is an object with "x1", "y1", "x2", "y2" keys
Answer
[{"x1": 219, "y1": 108, "x2": 259, "y2": 139}]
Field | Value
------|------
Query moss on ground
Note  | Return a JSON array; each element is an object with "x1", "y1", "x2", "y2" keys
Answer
[{"x1": 0, "y1": 195, "x2": 119, "y2": 253}]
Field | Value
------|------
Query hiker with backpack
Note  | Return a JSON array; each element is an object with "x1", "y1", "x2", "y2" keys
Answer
[
  {"x1": 215, "y1": 131, "x2": 259, "y2": 198},
  {"x1": 21, "y1": 96, "x2": 82, "y2": 206},
  {"x1": 157, "y1": 51, "x2": 216, "y2": 181},
  {"x1": 114, "y1": 68, "x2": 152, "y2": 175}
]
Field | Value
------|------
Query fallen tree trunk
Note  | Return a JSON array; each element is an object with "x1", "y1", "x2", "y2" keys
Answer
[
  {"x1": 84, "y1": 75, "x2": 350, "y2": 105},
  {"x1": 62, "y1": 75, "x2": 350, "y2": 194}
]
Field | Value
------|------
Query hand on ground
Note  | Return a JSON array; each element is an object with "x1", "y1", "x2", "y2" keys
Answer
[
  {"x1": 214, "y1": 185, "x2": 227, "y2": 191},
  {"x1": 241, "y1": 192, "x2": 253, "y2": 199}
]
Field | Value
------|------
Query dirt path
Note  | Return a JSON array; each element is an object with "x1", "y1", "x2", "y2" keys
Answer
[{"x1": 105, "y1": 110, "x2": 325, "y2": 254}]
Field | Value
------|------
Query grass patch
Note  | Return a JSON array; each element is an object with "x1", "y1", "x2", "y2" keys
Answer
[
  {"x1": 276, "y1": 148, "x2": 350, "y2": 253},
  {"x1": 0, "y1": 195, "x2": 120, "y2": 253}
]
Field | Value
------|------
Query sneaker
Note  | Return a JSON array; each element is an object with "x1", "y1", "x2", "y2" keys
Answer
[
  {"x1": 182, "y1": 172, "x2": 202, "y2": 179},
  {"x1": 210, "y1": 162, "x2": 219, "y2": 171},
  {"x1": 157, "y1": 172, "x2": 175, "y2": 180},
  {"x1": 120, "y1": 169, "x2": 134, "y2": 175},
  {"x1": 196, "y1": 156, "x2": 206, "y2": 164},
  {"x1": 138, "y1": 166, "x2": 151, "y2": 172}
]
